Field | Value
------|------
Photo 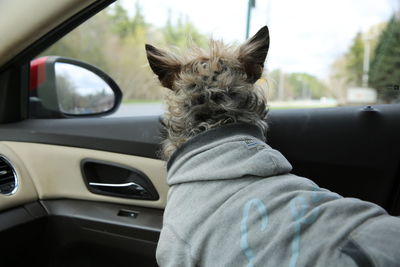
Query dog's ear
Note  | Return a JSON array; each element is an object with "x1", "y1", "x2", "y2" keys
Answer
[
  {"x1": 145, "y1": 44, "x2": 181, "y2": 90},
  {"x1": 238, "y1": 26, "x2": 270, "y2": 83}
]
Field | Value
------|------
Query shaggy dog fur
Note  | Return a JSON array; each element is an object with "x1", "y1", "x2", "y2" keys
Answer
[{"x1": 145, "y1": 26, "x2": 270, "y2": 160}]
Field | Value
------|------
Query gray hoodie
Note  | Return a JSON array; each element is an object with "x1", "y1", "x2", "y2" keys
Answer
[{"x1": 157, "y1": 123, "x2": 400, "y2": 267}]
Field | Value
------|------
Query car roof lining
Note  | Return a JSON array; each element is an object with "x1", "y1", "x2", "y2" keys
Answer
[{"x1": 0, "y1": 0, "x2": 97, "y2": 68}]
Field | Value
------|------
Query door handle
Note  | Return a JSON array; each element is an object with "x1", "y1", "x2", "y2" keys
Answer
[
  {"x1": 89, "y1": 182, "x2": 145, "y2": 191},
  {"x1": 82, "y1": 159, "x2": 159, "y2": 200}
]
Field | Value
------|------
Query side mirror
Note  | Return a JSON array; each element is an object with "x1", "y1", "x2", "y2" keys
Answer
[{"x1": 29, "y1": 56, "x2": 122, "y2": 118}]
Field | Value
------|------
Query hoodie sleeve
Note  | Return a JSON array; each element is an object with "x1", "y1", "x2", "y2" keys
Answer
[
  {"x1": 156, "y1": 224, "x2": 196, "y2": 267},
  {"x1": 341, "y1": 215, "x2": 400, "y2": 266}
]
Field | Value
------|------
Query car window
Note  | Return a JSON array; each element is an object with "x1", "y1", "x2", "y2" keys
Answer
[{"x1": 35, "y1": 0, "x2": 400, "y2": 118}]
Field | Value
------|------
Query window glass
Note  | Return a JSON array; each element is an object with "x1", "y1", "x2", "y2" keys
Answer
[{"x1": 37, "y1": 0, "x2": 400, "y2": 117}]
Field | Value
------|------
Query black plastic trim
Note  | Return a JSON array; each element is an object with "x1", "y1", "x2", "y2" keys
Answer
[
  {"x1": 0, "y1": 200, "x2": 162, "y2": 266},
  {"x1": 0, "y1": 200, "x2": 163, "y2": 240},
  {"x1": 0, "y1": 64, "x2": 29, "y2": 123},
  {"x1": 0, "y1": 202, "x2": 46, "y2": 232},
  {"x1": 41, "y1": 199, "x2": 163, "y2": 243},
  {"x1": 0, "y1": 115, "x2": 164, "y2": 159},
  {"x1": 0, "y1": 205, "x2": 38, "y2": 232},
  {"x1": 0, "y1": 104, "x2": 399, "y2": 162}
]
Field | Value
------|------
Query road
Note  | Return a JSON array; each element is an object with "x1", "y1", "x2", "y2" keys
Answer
[{"x1": 109, "y1": 103, "x2": 164, "y2": 117}]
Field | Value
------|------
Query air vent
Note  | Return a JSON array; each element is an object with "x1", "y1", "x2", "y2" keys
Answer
[{"x1": 0, "y1": 156, "x2": 18, "y2": 195}]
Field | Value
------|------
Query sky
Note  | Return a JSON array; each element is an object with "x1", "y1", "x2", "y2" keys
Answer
[
  {"x1": 121, "y1": 0, "x2": 398, "y2": 79},
  {"x1": 56, "y1": 63, "x2": 113, "y2": 96}
]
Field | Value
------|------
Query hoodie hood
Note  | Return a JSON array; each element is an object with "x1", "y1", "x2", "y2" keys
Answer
[{"x1": 167, "y1": 123, "x2": 292, "y2": 186}]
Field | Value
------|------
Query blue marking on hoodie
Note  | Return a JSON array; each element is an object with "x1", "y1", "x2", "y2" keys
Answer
[
  {"x1": 289, "y1": 196, "x2": 321, "y2": 267},
  {"x1": 240, "y1": 198, "x2": 269, "y2": 267}
]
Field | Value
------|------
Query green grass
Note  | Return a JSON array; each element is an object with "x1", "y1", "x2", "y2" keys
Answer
[
  {"x1": 269, "y1": 104, "x2": 337, "y2": 110},
  {"x1": 122, "y1": 99, "x2": 162, "y2": 104}
]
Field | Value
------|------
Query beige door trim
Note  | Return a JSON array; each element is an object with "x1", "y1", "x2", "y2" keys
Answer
[
  {"x1": 1, "y1": 141, "x2": 168, "y2": 210},
  {"x1": 0, "y1": 143, "x2": 38, "y2": 211}
]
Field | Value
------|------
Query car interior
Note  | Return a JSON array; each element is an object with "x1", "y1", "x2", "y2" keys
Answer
[{"x1": 0, "y1": 0, "x2": 399, "y2": 266}]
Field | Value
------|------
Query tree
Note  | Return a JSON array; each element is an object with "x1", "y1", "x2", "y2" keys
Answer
[
  {"x1": 267, "y1": 70, "x2": 329, "y2": 101},
  {"x1": 163, "y1": 12, "x2": 208, "y2": 48},
  {"x1": 328, "y1": 56, "x2": 349, "y2": 103},
  {"x1": 131, "y1": 1, "x2": 147, "y2": 34},
  {"x1": 328, "y1": 22, "x2": 386, "y2": 104},
  {"x1": 286, "y1": 73, "x2": 328, "y2": 99},
  {"x1": 110, "y1": 2, "x2": 132, "y2": 38},
  {"x1": 370, "y1": 16, "x2": 400, "y2": 103},
  {"x1": 345, "y1": 32, "x2": 365, "y2": 86}
]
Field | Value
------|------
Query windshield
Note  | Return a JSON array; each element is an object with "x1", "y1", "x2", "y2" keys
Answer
[{"x1": 41, "y1": 0, "x2": 400, "y2": 116}]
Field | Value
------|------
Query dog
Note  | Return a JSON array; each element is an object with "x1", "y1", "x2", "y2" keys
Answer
[
  {"x1": 145, "y1": 26, "x2": 269, "y2": 160},
  {"x1": 146, "y1": 26, "x2": 400, "y2": 267}
]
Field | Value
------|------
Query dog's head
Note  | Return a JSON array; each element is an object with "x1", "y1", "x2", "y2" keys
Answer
[
  {"x1": 145, "y1": 26, "x2": 269, "y2": 91},
  {"x1": 145, "y1": 26, "x2": 270, "y2": 159}
]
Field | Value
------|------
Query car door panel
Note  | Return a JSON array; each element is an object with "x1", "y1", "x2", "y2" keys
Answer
[
  {"x1": 0, "y1": 115, "x2": 166, "y2": 265},
  {"x1": 1, "y1": 141, "x2": 168, "y2": 209},
  {"x1": 0, "y1": 139, "x2": 165, "y2": 266}
]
